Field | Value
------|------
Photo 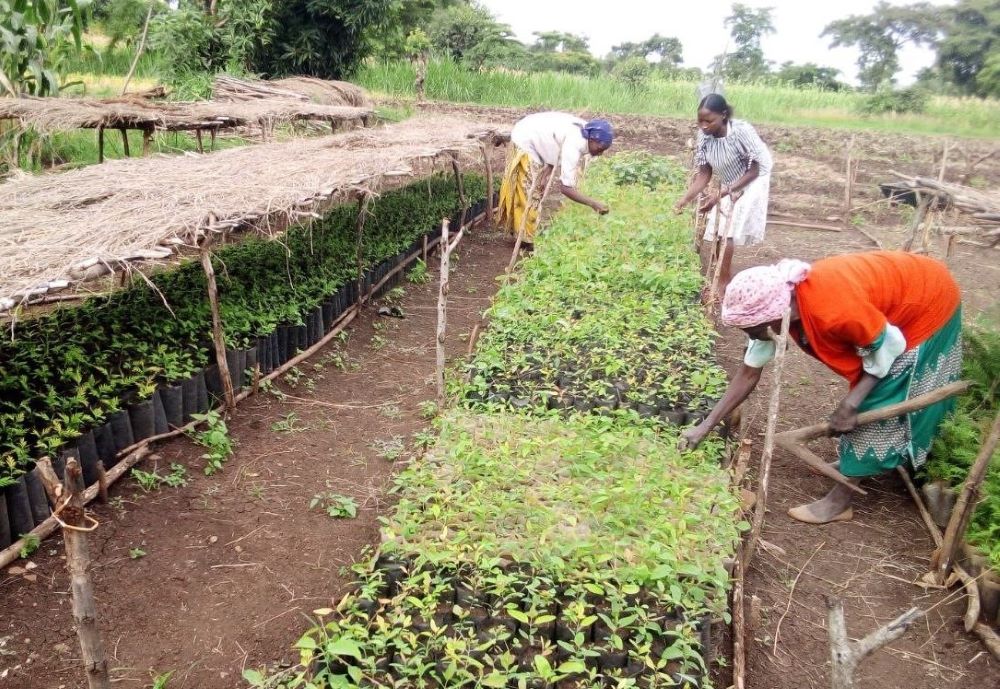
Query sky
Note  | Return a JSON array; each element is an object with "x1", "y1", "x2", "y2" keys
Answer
[{"x1": 478, "y1": 0, "x2": 957, "y2": 85}]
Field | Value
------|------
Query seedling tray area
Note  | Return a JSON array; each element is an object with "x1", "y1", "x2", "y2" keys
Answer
[
  {"x1": 276, "y1": 155, "x2": 743, "y2": 689},
  {"x1": 0, "y1": 174, "x2": 492, "y2": 550}
]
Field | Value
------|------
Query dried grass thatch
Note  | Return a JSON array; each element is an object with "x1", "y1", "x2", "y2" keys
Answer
[
  {"x1": 0, "y1": 115, "x2": 505, "y2": 310},
  {"x1": 0, "y1": 94, "x2": 375, "y2": 134},
  {"x1": 213, "y1": 75, "x2": 372, "y2": 108}
]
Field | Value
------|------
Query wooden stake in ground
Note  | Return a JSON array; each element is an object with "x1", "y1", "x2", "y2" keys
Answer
[
  {"x1": 826, "y1": 596, "x2": 922, "y2": 689},
  {"x1": 200, "y1": 234, "x2": 236, "y2": 410},
  {"x1": 35, "y1": 457, "x2": 112, "y2": 689},
  {"x1": 732, "y1": 308, "x2": 790, "y2": 689},
  {"x1": 436, "y1": 218, "x2": 451, "y2": 406},
  {"x1": 936, "y1": 409, "x2": 1000, "y2": 583},
  {"x1": 843, "y1": 136, "x2": 856, "y2": 227},
  {"x1": 480, "y1": 141, "x2": 495, "y2": 230},
  {"x1": 707, "y1": 198, "x2": 736, "y2": 311},
  {"x1": 451, "y1": 153, "x2": 468, "y2": 230},
  {"x1": 355, "y1": 193, "x2": 372, "y2": 302}
]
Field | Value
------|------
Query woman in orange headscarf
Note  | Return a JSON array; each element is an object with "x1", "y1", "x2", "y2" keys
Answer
[{"x1": 683, "y1": 251, "x2": 963, "y2": 524}]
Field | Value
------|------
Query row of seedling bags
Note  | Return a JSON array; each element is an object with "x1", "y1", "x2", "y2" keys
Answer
[{"x1": 0, "y1": 201, "x2": 489, "y2": 552}]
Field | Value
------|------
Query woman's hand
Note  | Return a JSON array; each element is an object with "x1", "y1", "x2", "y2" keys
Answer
[
  {"x1": 679, "y1": 423, "x2": 711, "y2": 451},
  {"x1": 828, "y1": 400, "x2": 859, "y2": 435},
  {"x1": 591, "y1": 200, "x2": 609, "y2": 215},
  {"x1": 698, "y1": 190, "x2": 721, "y2": 213}
]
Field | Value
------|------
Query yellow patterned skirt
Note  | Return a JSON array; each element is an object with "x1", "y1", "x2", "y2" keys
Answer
[{"x1": 497, "y1": 147, "x2": 541, "y2": 241}]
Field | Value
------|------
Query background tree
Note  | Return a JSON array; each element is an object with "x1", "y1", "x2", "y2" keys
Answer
[
  {"x1": 0, "y1": 0, "x2": 90, "y2": 96},
  {"x1": 774, "y1": 62, "x2": 847, "y2": 91},
  {"x1": 933, "y1": 0, "x2": 1000, "y2": 96},
  {"x1": 975, "y1": 50, "x2": 1000, "y2": 96},
  {"x1": 716, "y1": 3, "x2": 775, "y2": 80},
  {"x1": 426, "y1": 3, "x2": 520, "y2": 69},
  {"x1": 822, "y1": 1, "x2": 939, "y2": 90},
  {"x1": 610, "y1": 33, "x2": 683, "y2": 72},
  {"x1": 529, "y1": 30, "x2": 597, "y2": 74}
]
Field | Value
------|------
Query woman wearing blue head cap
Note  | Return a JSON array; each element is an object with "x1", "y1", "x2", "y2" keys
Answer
[{"x1": 498, "y1": 111, "x2": 614, "y2": 249}]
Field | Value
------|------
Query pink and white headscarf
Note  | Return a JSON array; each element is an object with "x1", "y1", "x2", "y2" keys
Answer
[{"x1": 721, "y1": 259, "x2": 811, "y2": 328}]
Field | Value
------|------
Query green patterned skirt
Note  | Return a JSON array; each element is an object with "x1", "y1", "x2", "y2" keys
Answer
[{"x1": 839, "y1": 308, "x2": 963, "y2": 478}]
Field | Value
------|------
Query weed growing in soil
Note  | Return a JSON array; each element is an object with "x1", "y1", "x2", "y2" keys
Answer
[
  {"x1": 187, "y1": 411, "x2": 234, "y2": 475},
  {"x1": 372, "y1": 435, "x2": 405, "y2": 461},
  {"x1": 417, "y1": 400, "x2": 438, "y2": 420},
  {"x1": 18, "y1": 534, "x2": 39, "y2": 559},
  {"x1": 132, "y1": 463, "x2": 188, "y2": 492},
  {"x1": 271, "y1": 412, "x2": 306, "y2": 434},
  {"x1": 129, "y1": 547, "x2": 146, "y2": 559},
  {"x1": 310, "y1": 491, "x2": 358, "y2": 519}
]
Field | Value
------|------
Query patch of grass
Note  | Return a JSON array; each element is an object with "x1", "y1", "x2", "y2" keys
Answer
[
  {"x1": 18, "y1": 533, "x2": 40, "y2": 559},
  {"x1": 371, "y1": 435, "x2": 405, "y2": 461},
  {"x1": 271, "y1": 412, "x2": 307, "y2": 434},
  {"x1": 358, "y1": 59, "x2": 1000, "y2": 138}
]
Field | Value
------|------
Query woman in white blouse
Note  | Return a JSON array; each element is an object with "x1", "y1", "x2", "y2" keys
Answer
[{"x1": 674, "y1": 94, "x2": 773, "y2": 300}]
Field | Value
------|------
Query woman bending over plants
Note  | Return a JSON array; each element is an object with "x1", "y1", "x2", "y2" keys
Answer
[
  {"x1": 497, "y1": 111, "x2": 614, "y2": 251},
  {"x1": 674, "y1": 94, "x2": 773, "y2": 300},
  {"x1": 682, "y1": 251, "x2": 963, "y2": 525}
]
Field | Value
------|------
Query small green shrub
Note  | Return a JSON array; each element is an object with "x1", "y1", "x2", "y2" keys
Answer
[{"x1": 859, "y1": 87, "x2": 929, "y2": 115}]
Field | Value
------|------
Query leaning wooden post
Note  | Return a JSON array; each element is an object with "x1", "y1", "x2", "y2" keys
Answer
[
  {"x1": 450, "y1": 153, "x2": 468, "y2": 230},
  {"x1": 480, "y1": 141, "x2": 495, "y2": 230},
  {"x1": 436, "y1": 218, "x2": 451, "y2": 406},
  {"x1": 355, "y1": 193, "x2": 372, "y2": 303},
  {"x1": 35, "y1": 457, "x2": 112, "y2": 689},
  {"x1": 141, "y1": 126, "x2": 153, "y2": 156},
  {"x1": 732, "y1": 308, "x2": 791, "y2": 689},
  {"x1": 119, "y1": 127, "x2": 130, "y2": 157},
  {"x1": 826, "y1": 596, "x2": 921, "y2": 689},
  {"x1": 707, "y1": 199, "x2": 736, "y2": 311},
  {"x1": 200, "y1": 231, "x2": 236, "y2": 410},
  {"x1": 936, "y1": 409, "x2": 1000, "y2": 583}
]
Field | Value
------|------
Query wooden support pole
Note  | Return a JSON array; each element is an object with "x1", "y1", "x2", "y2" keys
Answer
[
  {"x1": 35, "y1": 457, "x2": 112, "y2": 689},
  {"x1": 200, "y1": 237, "x2": 236, "y2": 410},
  {"x1": 422, "y1": 234, "x2": 429, "y2": 264},
  {"x1": 707, "y1": 199, "x2": 736, "y2": 311},
  {"x1": 355, "y1": 193, "x2": 372, "y2": 304},
  {"x1": 903, "y1": 194, "x2": 931, "y2": 252},
  {"x1": 436, "y1": 218, "x2": 451, "y2": 406},
  {"x1": 451, "y1": 153, "x2": 468, "y2": 230},
  {"x1": 733, "y1": 309, "x2": 790, "y2": 689},
  {"x1": 210, "y1": 128, "x2": 216, "y2": 151},
  {"x1": 141, "y1": 127, "x2": 153, "y2": 156},
  {"x1": 938, "y1": 140, "x2": 950, "y2": 183},
  {"x1": 827, "y1": 596, "x2": 921, "y2": 689},
  {"x1": 480, "y1": 142, "x2": 494, "y2": 230},
  {"x1": 120, "y1": 5, "x2": 152, "y2": 96},
  {"x1": 936, "y1": 410, "x2": 1000, "y2": 583},
  {"x1": 195, "y1": 128, "x2": 204, "y2": 154},
  {"x1": 119, "y1": 127, "x2": 130, "y2": 157},
  {"x1": 97, "y1": 126, "x2": 105, "y2": 164}
]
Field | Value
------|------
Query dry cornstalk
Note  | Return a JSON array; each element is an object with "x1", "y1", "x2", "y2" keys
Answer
[{"x1": 35, "y1": 457, "x2": 112, "y2": 689}]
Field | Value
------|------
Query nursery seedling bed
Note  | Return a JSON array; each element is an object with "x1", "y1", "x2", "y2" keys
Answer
[
  {"x1": 274, "y1": 155, "x2": 740, "y2": 689},
  {"x1": 0, "y1": 226, "x2": 513, "y2": 689}
]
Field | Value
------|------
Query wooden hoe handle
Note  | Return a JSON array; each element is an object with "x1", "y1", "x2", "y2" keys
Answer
[{"x1": 774, "y1": 380, "x2": 971, "y2": 494}]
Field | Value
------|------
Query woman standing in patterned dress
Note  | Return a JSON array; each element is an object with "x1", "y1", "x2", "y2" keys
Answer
[
  {"x1": 674, "y1": 94, "x2": 773, "y2": 299},
  {"x1": 681, "y1": 251, "x2": 963, "y2": 525}
]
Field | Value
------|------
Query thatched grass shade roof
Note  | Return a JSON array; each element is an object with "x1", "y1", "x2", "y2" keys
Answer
[
  {"x1": 0, "y1": 95, "x2": 376, "y2": 134},
  {"x1": 0, "y1": 115, "x2": 506, "y2": 311}
]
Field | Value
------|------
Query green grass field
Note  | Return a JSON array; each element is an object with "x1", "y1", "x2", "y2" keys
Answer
[{"x1": 358, "y1": 59, "x2": 1000, "y2": 139}]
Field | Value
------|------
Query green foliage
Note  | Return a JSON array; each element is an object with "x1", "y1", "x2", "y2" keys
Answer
[
  {"x1": 426, "y1": 3, "x2": 520, "y2": 69},
  {"x1": 407, "y1": 258, "x2": 429, "y2": 284},
  {"x1": 859, "y1": 86, "x2": 929, "y2": 114},
  {"x1": 774, "y1": 62, "x2": 847, "y2": 91},
  {"x1": 187, "y1": 411, "x2": 233, "y2": 475},
  {"x1": 716, "y1": 2, "x2": 775, "y2": 80},
  {"x1": 610, "y1": 56, "x2": 650, "y2": 93},
  {"x1": 822, "y1": 1, "x2": 939, "y2": 90},
  {"x1": 0, "y1": 0, "x2": 90, "y2": 96},
  {"x1": 129, "y1": 547, "x2": 147, "y2": 559},
  {"x1": 18, "y1": 533, "x2": 40, "y2": 559},
  {"x1": 310, "y1": 491, "x2": 358, "y2": 519},
  {"x1": 148, "y1": 2, "x2": 217, "y2": 78},
  {"x1": 131, "y1": 462, "x2": 188, "y2": 491},
  {"x1": 464, "y1": 156, "x2": 726, "y2": 420},
  {"x1": 610, "y1": 33, "x2": 683, "y2": 71},
  {"x1": 357, "y1": 58, "x2": 1000, "y2": 138},
  {"x1": 93, "y1": 0, "x2": 161, "y2": 49},
  {"x1": 934, "y1": 0, "x2": 1000, "y2": 96},
  {"x1": 925, "y1": 325, "x2": 1000, "y2": 570}
]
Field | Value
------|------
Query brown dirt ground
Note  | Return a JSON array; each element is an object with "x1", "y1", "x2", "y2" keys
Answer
[
  {"x1": 2, "y1": 103, "x2": 998, "y2": 689},
  {"x1": 0, "y1": 229, "x2": 512, "y2": 688}
]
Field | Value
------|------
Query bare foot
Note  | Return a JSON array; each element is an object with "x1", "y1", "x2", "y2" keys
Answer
[{"x1": 787, "y1": 481, "x2": 859, "y2": 524}]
